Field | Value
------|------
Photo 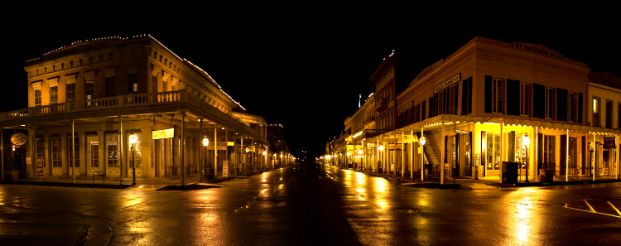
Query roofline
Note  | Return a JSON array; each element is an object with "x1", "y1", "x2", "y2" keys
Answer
[{"x1": 24, "y1": 34, "x2": 246, "y2": 111}]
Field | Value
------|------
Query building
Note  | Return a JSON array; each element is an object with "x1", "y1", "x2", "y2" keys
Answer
[
  {"x1": 330, "y1": 37, "x2": 621, "y2": 183},
  {"x1": 0, "y1": 35, "x2": 292, "y2": 184}
]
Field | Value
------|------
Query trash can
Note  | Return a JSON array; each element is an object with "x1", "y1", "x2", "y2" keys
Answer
[
  {"x1": 540, "y1": 169, "x2": 554, "y2": 183},
  {"x1": 502, "y1": 162, "x2": 518, "y2": 184}
]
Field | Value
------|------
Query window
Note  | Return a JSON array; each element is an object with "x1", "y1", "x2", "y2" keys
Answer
[
  {"x1": 51, "y1": 136, "x2": 61, "y2": 167},
  {"x1": 105, "y1": 77, "x2": 115, "y2": 97},
  {"x1": 593, "y1": 97, "x2": 600, "y2": 127},
  {"x1": 493, "y1": 78, "x2": 505, "y2": 113},
  {"x1": 162, "y1": 81, "x2": 168, "y2": 92},
  {"x1": 556, "y1": 88, "x2": 568, "y2": 121},
  {"x1": 546, "y1": 88, "x2": 556, "y2": 119},
  {"x1": 577, "y1": 93, "x2": 583, "y2": 124},
  {"x1": 128, "y1": 73, "x2": 138, "y2": 93},
  {"x1": 127, "y1": 132, "x2": 142, "y2": 168},
  {"x1": 50, "y1": 86, "x2": 58, "y2": 104},
  {"x1": 67, "y1": 135, "x2": 79, "y2": 167},
  {"x1": 66, "y1": 84, "x2": 75, "y2": 102},
  {"x1": 520, "y1": 83, "x2": 531, "y2": 116},
  {"x1": 486, "y1": 133, "x2": 501, "y2": 170},
  {"x1": 485, "y1": 76, "x2": 505, "y2": 114},
  {"x1": 537, "y1": 134, "x2": 556, "y2": 170},
  {"x1": 506, "y1": 79, "x2": 520, "y2": 116},
  {"x1": 568, "y1": 93, "x2": 576, "y2": 122},
  {"x1": 34, "y1": 89, "x2": 42, "y2": 106},
  {"x1": 87, "y1": 135, "x2": 99, "y2": 168},
  {"x1": 543, "y1": 135, "x2": 556, "y2": 169},
  {"x1": 617, "y1": 103, "x2": 621, "y2": 129},
  {"x1": 106, "y1": 133, "x2": 119, "y2": 167},
  {"x1": 36, "y1": 137, "x2": 45, "y2": 168},
  {"x1": 533, "y1": 83, "x2": 545, "y2": 118},
  {"x1": 85, "y1": 82, "x2": 95, "y2": 106},
  {"x1": 461, "y1": 76, "x2": 472, "y2": 115},
  {"x1": 606, "y1": 100, "x2": 613, "y2": 128}
]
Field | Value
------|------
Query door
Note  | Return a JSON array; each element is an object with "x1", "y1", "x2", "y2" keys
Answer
[
  {"x1": 485, "y1": 133, "x2": 501, "y2": 177},
  {"x1": 86, "y1": 135, "x2": 101, "y2": 175},
  {"x1": 460, "y1": 132, "x2": 472, "y2": 177}
]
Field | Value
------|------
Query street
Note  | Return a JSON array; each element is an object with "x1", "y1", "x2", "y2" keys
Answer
[{"x1": 1, "y1": 162, "x2": 620, "y2": 245}]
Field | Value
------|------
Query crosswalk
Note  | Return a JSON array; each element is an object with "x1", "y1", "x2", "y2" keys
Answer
[{"x1": 563, "y1": 199, "x2": 621, "y2": 219}]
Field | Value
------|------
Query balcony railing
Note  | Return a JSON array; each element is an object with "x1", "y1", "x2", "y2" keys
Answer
[{"x1": 0, "y1": 91, "x2": 194, "y2": 121}]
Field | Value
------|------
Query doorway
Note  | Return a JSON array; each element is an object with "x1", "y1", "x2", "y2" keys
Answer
[{"x1": 86, "y1": 135, "x2": 101, "y2": 175}]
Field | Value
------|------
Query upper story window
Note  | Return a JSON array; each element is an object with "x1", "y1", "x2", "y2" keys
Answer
[
  {"x1": 605, "y1": 100, "x2": 613, "y2": 128},
  {"x1": 127, "y1": 73, "x2": 138, "y2": 93},
  {"x1": 66, "y1": 84, "x2": 75, "y2": 102},
  {"x1": 50, "y1": 86, "x2": 58, "y2": 104},
  {"x1": 34, "y1": 90, "x2": 42, "y2": 106},
  {"x1": 520, "y1": 83, "x2": 531, "y2": 116},
  {"x1": 85, "y1": 82, "x2": 94, "y2": 100},
  {"x1": 592, "y1": 97, "x2": 600, "y2": 127},
  {"x1": 484, "y1": 75, "x2": 505, "y2": 114},
  {"x1": 546, "y1": 88, "x2": 556, "y2": 119},
  {"x1": 492, "y1": 78, "x2": 504, "y2": 113},
  {"x1": 105, "y1": 77, "x2": 115, "y2": 97}
]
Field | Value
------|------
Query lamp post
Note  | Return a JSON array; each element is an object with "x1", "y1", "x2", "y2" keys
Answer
[
  {"x1": 202, "y1": 136, "x2": 209, "y2": 179},
  {"x1": 419, "y1": 136, "x2": 427, "y2": 182},
  {"x1": 128, "y1": 134, "x2": 137, "y2": 185},
  {"x1": 522, "y1": 134, "x2": 530, "y2": 183}
]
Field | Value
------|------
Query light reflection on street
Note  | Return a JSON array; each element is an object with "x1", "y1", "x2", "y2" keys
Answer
[{"x1": 505, "y1": 187, "x2": 542, "y2": 246}]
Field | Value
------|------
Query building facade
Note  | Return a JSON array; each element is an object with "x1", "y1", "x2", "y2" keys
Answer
[
  {"x1": 328, "y1": 37, "x2": 621, "y2": 183},
  {"x1": 0, "y1": 35, "x2": 292, "y2": 183}
]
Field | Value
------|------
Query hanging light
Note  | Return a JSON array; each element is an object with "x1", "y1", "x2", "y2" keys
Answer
[{"x1": 419, "y1": 136, "x2": 427, "y2": 146}]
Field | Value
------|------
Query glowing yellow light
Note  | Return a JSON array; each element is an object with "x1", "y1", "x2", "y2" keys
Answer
[
  {"x1": 378, "y1": 145, "x2": 385, "y2": 151},
  {"x1": 522, "y1": 134, "x2": 530, "y2": 146}
]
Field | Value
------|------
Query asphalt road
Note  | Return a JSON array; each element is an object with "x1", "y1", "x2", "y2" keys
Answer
[{"x1": 1, "y1": 162, "x2": 620, "y2": 245}]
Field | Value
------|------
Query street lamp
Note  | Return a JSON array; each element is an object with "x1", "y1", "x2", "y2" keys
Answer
[
  {"x1": 128, "y1": 134, "x2": 138, "y2": 185},
  {"x1": 522, "y1": 134, "x2": 530, "y2": 183},
  {"x1": 202, "y1": 136, "x2": 209, "y2": 179},
  {"x1": 419, "y1": 136, "x2": 426, "y2": 181}
]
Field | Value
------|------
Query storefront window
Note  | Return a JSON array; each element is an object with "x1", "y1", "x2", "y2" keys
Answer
[{"x1": 106, "y1": 133, "x2": 119, "y2": 167}]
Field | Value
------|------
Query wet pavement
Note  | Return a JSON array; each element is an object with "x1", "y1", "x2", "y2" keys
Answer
[{"x1": 1, "y1": 162, "x2": 620, "y2": 245}]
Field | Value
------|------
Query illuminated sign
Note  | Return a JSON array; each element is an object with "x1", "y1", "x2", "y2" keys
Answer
[
  {"x1": 227, "y1": 141, "x2": 235, "y2": 146},
  {"x1": 152, "y1": 128, "x2": 174, "y2": 139},
  {"x1": 10, "y1": 133, "x2": 27, "y2": 146}
]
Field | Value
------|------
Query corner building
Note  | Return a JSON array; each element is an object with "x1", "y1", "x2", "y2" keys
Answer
[
  {"x1": 338, "y1": 37, "x2": 620, "y2": 183},
  {"x1": 0, "y1": 35, "x2": 287, "y2": 182}
]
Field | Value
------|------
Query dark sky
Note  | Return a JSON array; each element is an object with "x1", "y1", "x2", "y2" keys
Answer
[{"x1": 2, "y1": 7, "x2": 620, "y2": 158}]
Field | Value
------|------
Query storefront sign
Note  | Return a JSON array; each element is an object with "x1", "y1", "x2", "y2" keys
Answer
[
  {"x1": 433, "y1": 73, "x2": 461, "y2": 93},
  {"x1": 152, "y1": 128, "x2": 174, "y2": 139},
  {"x1": 227, "y1": 141, "x2": 235, "y2": 146},
  {"x1": 10, "y1": 133, "x2": 27, "y2": 146},
  {"x1": 604, "y1": 137, "x2": 616, "y2": 149}
]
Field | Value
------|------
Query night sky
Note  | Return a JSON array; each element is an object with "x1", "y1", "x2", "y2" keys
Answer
[{"x1": 2, "y1": 7, "x2": 620, "y2": 159}]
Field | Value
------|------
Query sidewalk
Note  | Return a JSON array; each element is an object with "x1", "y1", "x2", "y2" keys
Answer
[
  {"x1": 349, "y1": 168, "x2": 620, "y2": 189},
  {"x1": 0, "y1": 174, "x2": 245, "y2": 190}
]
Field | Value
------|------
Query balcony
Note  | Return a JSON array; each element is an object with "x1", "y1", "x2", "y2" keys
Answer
[{"x1": 0, "y1": 91, "x2": 202, "y2": 122}]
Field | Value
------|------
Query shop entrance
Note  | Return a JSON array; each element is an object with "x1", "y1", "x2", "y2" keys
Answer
[
  {"x1": 481, "y1": 131, "x2": 501, "y2": 178},
  {"x1": 560, "y1": 136, "x2": 577, "y2": 177},
  {"x1": 86, "y1": 135, "x2": 102, "y2": 175}
]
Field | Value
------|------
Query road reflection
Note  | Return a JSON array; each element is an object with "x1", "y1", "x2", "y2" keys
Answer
[{"x1": 504, "y1": 187, "x2": 544, "y2": 246}]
